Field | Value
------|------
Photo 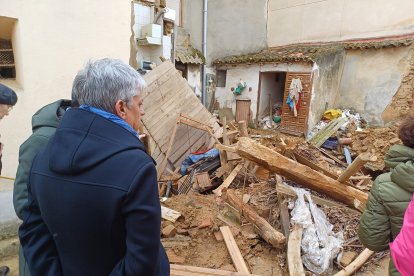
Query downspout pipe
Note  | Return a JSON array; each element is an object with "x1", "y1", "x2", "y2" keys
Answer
[{"x1": 201, "y1": 0, "x2": 208, "y2": 106}]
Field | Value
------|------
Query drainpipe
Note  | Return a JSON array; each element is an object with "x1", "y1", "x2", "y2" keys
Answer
[{"x1": 201, "y1": 0, "x2": 208, "y2": 106}]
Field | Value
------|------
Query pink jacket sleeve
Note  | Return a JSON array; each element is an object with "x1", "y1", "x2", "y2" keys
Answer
[{"x1": 390, "y1": 195, "x2": 414, "y2": 276}]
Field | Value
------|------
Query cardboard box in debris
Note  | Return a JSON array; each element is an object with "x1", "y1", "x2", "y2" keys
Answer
[{"x1": 142, "y1": 61, "x2": 392, "y2": 275}]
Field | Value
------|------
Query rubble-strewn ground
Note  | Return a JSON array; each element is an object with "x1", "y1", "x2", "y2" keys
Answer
[
  {"x1": 160, "y1": 177, "x2": 389, "y2": 275},
  {"x1": 351, "y1": 125, "x2": 401, "y2": 171},
  {"x1": 162, "y1": 192, "x2": 287, "y2": 275},
  {"x1": 1, "y1": 124, "x2": 397, "y2": 275}
]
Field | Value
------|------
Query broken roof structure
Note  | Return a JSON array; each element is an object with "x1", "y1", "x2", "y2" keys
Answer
[
  {"x1": 214, "y1": 36, "x2": 414, "y2": 65},
  {"x1": 141, "y1": 61, "x2": 220, "y2": 176},
  {"x1": 212, "y1": 35, "x2": 414, "y2": 137}
]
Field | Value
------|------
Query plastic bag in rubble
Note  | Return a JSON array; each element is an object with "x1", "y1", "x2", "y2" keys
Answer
[
  {"x1": 290, "y1": 188, "x2": 343, "y2": 275},
  {"x1": 260, "y1": 116, "x2": 278, "y2": 129},
  {"x1": 341, "y1": 109, "x2": 366, "y2": 131}
]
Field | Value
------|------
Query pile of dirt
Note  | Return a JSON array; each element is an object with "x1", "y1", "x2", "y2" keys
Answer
[
  {"x1": 161, "y1": 192, "x2": 286, "y2": 275},
  {"x1": 351, "y1": 125, "x2": 401, "y2": 171}
]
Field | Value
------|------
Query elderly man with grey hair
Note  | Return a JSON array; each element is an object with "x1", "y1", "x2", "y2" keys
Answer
[{"x1": 19, "y1": 58, "x2": 170, "y2": 276}]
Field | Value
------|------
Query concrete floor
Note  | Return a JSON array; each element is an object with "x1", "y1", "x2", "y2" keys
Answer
[
  {"x1": 0, "y1": 178, "x2": 19, "y2": 276},
  {"x1": 0, "y1": 177, "x2": 19, "y2": 224}
]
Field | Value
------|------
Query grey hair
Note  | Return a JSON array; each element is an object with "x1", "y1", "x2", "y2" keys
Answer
[{"x1": 72, "y1": 58, "x2": 146, "y2": 112}]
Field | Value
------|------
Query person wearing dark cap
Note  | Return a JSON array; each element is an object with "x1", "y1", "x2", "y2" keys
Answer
[
  {"x1": 0, "y1": 84, "x2": 17, "y2": 276},
  {"x1": 0, "y1": 83, "x2": 18, "y2": 175}
]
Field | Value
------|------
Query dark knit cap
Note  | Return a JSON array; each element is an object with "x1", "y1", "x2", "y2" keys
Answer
[{"x1": 0, "y1": 84, "x2": 18, "y2": 105}]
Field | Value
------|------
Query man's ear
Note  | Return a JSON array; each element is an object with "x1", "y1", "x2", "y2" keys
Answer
[{"x1": 114, "y1": 100, "x2": 127, "y2": 119}]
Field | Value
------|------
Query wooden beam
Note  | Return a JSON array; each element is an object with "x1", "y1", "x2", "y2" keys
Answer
[
  {"x1": 334, "y1": 248, "x2": 374, "y2": 276},
  {"x1": 213, "y1": 164, "x2": 243, "y2": 196},
  {"x1": 279, "y1": 199, "x2": 290, "y2": 238},
  {"x1": 275, "y1": 182, "x2": 360, "y2": 214},
  {"x1": 307, "y1": 117, "x2": 348, "y2": 147},
  {"x1": 170, "y1": 264, "x2": 259, "y2": 276},
  {"x1": 238, "y1": 121, "x2": 249, "y2": 137},
  {"x1": 287, "y1": 225, "x2": 305, "y2": 276},
  {"x1": 276, "y1": 175, "x2": 290, "y2": 238},
  {"x1": 179, "y1": 114, "x2": 213, "y2": 133},
  {"x1": 220, "y1": 116, "x2": 234, "y2": 177},
  {"x1": 225, "y1": 189, "x2": 286, "y2": 249},
  {"x1": 222, "y1": 116, "x2": 230, "y2": 146},
  {"x1": 180, "y1": 113, "x2": 213, "y2": 131},
  {"x1": 236, "y1": 137, "x2": 368, "y2": 211},
  {"x1": 215, "y1": 144, "x2": 237, "y2": 153},
  {"x1": 178, "y1": 113, "x2": 220, "y2": 145},
  {"x1": 337, "y1": 153, "x2": 377, "y2": 183},
  {"x1": 220, "y1": 226, "x2": 250, "y2": 274}
]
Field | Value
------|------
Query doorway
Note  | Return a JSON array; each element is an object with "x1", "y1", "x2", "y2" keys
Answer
[{"x1": 256, "y1": 72, "x2": 286, "y2": 126}]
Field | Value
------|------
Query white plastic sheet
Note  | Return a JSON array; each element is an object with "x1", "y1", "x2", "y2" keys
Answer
[{"x1": 290, "y1": 188, "x2": 343, "y2": 275}]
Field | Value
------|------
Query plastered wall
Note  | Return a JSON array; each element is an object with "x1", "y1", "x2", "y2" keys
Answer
[
  {"x1": 268, "y1": 0, "x2": 414, "y2": 47},
  {"x1": 335, "y1": 47, "x2": 412, "y2": 126},
  {"x1": 182, "y1": 0, "x2": 268, "y2": 64},
  {"x1": 0, "y1": 0, "x2": 131, "y2": 177}
]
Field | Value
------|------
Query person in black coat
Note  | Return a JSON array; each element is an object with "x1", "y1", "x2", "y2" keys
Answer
[
  {"x1": 0, "y1": 83, "x2": 18, "y2": 174},
  {"x1": 19, "y1": 58, "x2": 169, "y2": 276}
]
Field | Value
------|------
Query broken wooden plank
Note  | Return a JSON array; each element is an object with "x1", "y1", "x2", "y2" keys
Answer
[
  {"x1": 334, "y1": 248, "x2": 375, "y2": 276},
  {"x1": 180, "y1": 113, "x2": 214, "y2": 132},
  {"x1": 161, "y1": 206, "x2": 182, "y2": 222},
  {"x1": 293, "y1": 152, "x2": 339, "y2": 179},
  {"x1": 220, "y1": 226, "x2": 250, "y2": 274},
  {"x1": 195, "y1": 172, "x2": 212, "y2": 191},
  {"x1": 170, "y1": 264, "x2": 259, "y2": 276},
  {"x1": 337, "y1": 153, "x2": 377, "y2": 183},
  {"x1": 222, "y1": 116, "x2": 230, "y2": 146},
  {"x1": 279, "y1": 199, "x2": 290, "y2": 239},
  {"x1": 277, "y1": 175, "x2": 290, "y2": 238},
  {"x1": 142, "y1": 61, "x2": 220, "y2": 174},
  {"x1": 157, "y1": 117, "x2": 180, "y2": 180},
  {"x1": 339, "y1": 251, "x2": 359, "y2": 267},
  {"x1": 217, "y1": 130, "x2": 239, "y2": 142},
  {"x1": 226, "y1": 189, "x2": 286, "y2": 249},
  {"x1": 238, "y1": 120, "x2": 248, "y2": 137},
  {"x1": 236, "y1": 137, "x2": 368, "y2": 211},
  {"x1": 307, "y1": 117, "x2": 348, "y2": 147},
  {"x1": 287, "y1": 224, "x2": 305, "y2": 276},
  {"x1": 215, "y1": 144, "x2": 237, "y2": 153},
  {"x1": 213, "y1": 164, "x2": 243, "y2": 196}
]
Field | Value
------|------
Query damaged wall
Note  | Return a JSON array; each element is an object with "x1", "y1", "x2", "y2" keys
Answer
[
  {"x1": 382, "y1": 47, "x2": 414, "y2": 123},
  {"x1": 268, "y1": 0, "x2": 414, "y2": 47},
  {"x1": 335, "y1": 47, "x2": 412, "y2": 126},
  {"x1": 182, "y1": 0, "x2": 268, "y2": 65},
  {"x1": 132, "y1": 2, "x2": 170, "y2": 67},
  {"x1": 307, "y1": 48, "x2": 346, "y2": 136},
  {"x1": 215, "y1": 63, "x2": 311, "y2": 122},
  {"x1": 187, "y1": 64, "x2": 202, "y2": 97}
]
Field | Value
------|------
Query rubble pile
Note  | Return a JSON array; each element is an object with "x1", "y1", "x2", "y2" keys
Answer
[
  {"x1": 161, "y1": 193, "x2": 286, "y2": 275},
  {"x1": 144, "y1": 64, "x2": 393, "y2": 275},
  {"x1": 351, "y1": 125, "x2": 401, "y2": 171}
]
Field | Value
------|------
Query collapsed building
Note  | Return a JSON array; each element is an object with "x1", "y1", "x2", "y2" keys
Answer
[{"x1": 139, "y1": 61, "x2": 399, "y2": 275}]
